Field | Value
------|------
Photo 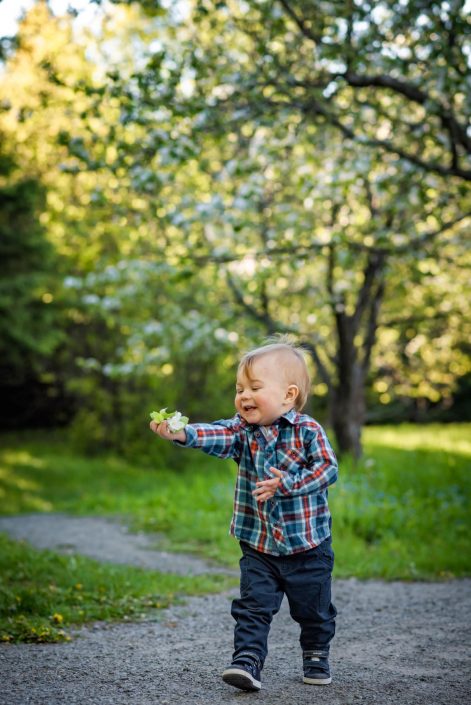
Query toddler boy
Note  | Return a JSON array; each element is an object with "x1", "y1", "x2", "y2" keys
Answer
[{"x1": 150, "y1": 338, "x2": 338, "y2": 691}]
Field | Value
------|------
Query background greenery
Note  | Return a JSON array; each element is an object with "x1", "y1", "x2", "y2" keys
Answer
[
  {"x1": 0, "y1": 0, "x2": 469, "y2": 456},
  {"x1": 0, "y1": 0, "x2": 469, "y2": 642},
  {"x1": 1, "y1": 423, "x2": 469, "y2": 578},
  {"x1": 2, "y1": 422, "x2": 470, "y2": 642}
]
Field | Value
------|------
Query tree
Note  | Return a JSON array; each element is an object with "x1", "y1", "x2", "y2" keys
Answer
[
  {"x1": 3, "y1": 0, "x2": 469, "y2": 457},
  {"x1": 0, "y1": 1, "x2": 103, "y2": 428},
  {"x1": 0, "y1": 1, "x2": 242, "y2": 450},
  {"x1": 166, "y1": 121, "x2": 470, "y2": 456},
  {"x1": 182, "y1": 0, "x2": 470, "y2": 180},
  {"x1": 97, "y1": 0, "x2": 470, "y2": 455},
  {"x1": 0, "y1": 140, "x2": 64, "y2": 427}
]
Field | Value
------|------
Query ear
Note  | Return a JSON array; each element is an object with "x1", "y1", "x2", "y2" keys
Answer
[{"x1": 284, "y1": 384, "x2": 299, "y2": 405}]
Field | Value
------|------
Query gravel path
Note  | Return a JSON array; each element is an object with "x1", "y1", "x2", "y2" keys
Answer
[
  {"x1": 0, "y1": 514, "x2": 236, "y2": 575},
  {"x1": 1, "y1": 514, "x2": 470, "y2": 705}
]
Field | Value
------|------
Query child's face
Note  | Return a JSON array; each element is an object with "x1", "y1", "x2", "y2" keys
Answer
[{"x1": 235, "y1": 354, "x2": 298, "y2": 426}]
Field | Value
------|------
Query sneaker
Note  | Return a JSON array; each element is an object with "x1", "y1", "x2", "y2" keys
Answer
[
  {"x1": 222, "y1": 652, "x2": 262, "y2": 691},
  {"x1": 303, "y1": 649, "x2": 332, "y2": 685}
]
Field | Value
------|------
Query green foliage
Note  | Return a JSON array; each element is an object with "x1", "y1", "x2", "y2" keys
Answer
[
  {"x1": 0, "y1": 532, "x2": 235, "y2": 643},
  {"x1": 0, "y1": 0, "x2": 469, "y2": 452},
  {"x1": 184, "y1": 0, "x2": 470, "y2": 180},
  {"x1": 0, "y1": 164, "x2": 61, "y2": 377},
  {"x1": 0, "y1": 136, "x2": 68, "y2": 428},
  {"x1": 1, "y1": 424, "x2": 470, "y2": 579},
  {"x1": 74, "y1": 0, "x2": 470, "y2": 450}
]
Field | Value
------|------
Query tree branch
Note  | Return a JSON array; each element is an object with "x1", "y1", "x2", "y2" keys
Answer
[
  {"x1": 361, "y1": 278, "x2": 385, "y2": 373},
  {"x1": 343, "y1": 71, "x2": 471, "y2": 155},
  {"x1": 179, "y1": 209, "x2": 469, "y2": 268},
  {"x1": 381, "y1": 308, "x2": 464, "y2": 328},
  {"x1": 225, "y1": 272, "x2": 333, "y2": 386},
  {"x1": 226, "y1": 271, "x2": 276, "y2": 332},
  {"x1": 405, "y1": 211, "x2": 471, "y2": 251},
  {"x1": 274, "y1": 1, "x2": 471, "y2": 176},
  {"x1": 352, "y1": 250, "x2": 386, "y2": 334},
  {"x1": 299, "y1": 340, "x2": 332, "y2": 388},
  {"x1": 277, "y1": 0, "x2": 323, "y2": 45},
  {"x1": 301, "y1": 100, "x2": 471, "y2": 180}
]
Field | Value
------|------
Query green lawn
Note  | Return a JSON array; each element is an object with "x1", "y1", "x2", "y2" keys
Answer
[
  {"x1": 333, "y1": 424, "x2": 470, "y2": 579},
  {"x1": 0, "y1": 423, "x2": 470, "y2": 580}
]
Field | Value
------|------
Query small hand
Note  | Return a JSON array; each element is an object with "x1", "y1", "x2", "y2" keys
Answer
[
  {"x1": 149, "y1": 420, "x2": 186, "y2": 443},
  {"x1": 252, "y1": 467, "x2": 285, "y2": 502}
]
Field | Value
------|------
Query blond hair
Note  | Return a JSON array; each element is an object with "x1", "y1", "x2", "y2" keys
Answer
[{"x1": 238, "y1": 334, "x2": 311, "y2": 411}]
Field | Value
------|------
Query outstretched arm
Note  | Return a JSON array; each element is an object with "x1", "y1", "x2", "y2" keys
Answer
[{"x1": 150, "y1": 417, "x2": 242, "y2": 461}]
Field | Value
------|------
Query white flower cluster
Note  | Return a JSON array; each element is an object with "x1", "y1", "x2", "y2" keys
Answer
[{"x1": 166, "y1": 411, "x2": 187, "y2": 432}]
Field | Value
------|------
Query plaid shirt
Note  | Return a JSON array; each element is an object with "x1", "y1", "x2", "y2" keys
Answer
[{"x1": 177, "y1": 408, "x2": 338, "y2": 556}]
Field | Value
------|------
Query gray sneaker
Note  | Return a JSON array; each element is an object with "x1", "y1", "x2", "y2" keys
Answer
[{"x1": 303, "y1": 649, "x2": 332, "y2": 685}]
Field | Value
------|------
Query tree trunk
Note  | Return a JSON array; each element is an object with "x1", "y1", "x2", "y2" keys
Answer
[
  {"x1": 325, "y1": 240, "x2": 386, "y2": 457},
  {"x1": 329, "y1": 300, "x2": 368, "y2": 458},
  {"x1": 330, "y1": 361, "x2": 366, "y2": 458}
]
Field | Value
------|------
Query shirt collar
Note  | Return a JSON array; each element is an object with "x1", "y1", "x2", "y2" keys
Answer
[
  {"x1": 280, "y1": 408, "x2": 298, "y2": 424},
  {"x1": 237, "y1": 407, "x2": 298, "y2": 429}
]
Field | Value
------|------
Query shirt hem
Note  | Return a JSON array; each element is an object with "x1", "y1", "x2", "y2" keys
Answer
[{"x1": 232, "y1": 531, "x2": 331, "y2": 557}]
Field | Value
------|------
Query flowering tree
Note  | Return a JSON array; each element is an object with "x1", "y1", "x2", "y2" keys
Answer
[
  {"x1": 98, "y1": 0, "x2": 470, "y2": 455},
  {"x1": 1, "y1": 1, "x2": 469, "y2": 457}
]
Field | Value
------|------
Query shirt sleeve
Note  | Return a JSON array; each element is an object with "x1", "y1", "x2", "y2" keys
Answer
[
  {"x1": 173, "y1": 416, "x2": 242, "y2": 462},
  {"x1": 275, "y1": 425, "x2": 338, "y2": 497}
]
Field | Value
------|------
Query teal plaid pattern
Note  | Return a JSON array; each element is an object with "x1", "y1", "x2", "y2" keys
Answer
[{"x1": 177, "y1": 408, "x2": 338, "y2": 556}]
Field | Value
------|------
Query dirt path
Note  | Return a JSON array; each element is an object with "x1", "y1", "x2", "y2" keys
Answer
[{"x1": 1, "y1": 514, "x2": 470, "y2": 705}]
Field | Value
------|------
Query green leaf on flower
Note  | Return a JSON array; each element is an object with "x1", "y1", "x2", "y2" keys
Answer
[
  {"x1": 149, "y1": 407, "x2": 171, "y2": 422},
  {"x1": 149, "y1": 409, "x2": 189, "y2": 429}
]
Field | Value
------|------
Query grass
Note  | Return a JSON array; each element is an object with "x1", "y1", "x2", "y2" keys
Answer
[
  {"x1": 0, "y1": 423, "x2": 469, "y2": 642},
  {"x1": 0, "y1": 431, "x2": 241, "y2": 564},
  {"x1": 0, "y1": 532, "x2": 236, "y2": 643},
  {"x1": 332, "y1": 424, "x2": 470, "y2": 579}
]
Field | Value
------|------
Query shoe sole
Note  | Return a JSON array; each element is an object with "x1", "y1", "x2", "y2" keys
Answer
[
  {"x1": 303, "y1": 675, "x2": 332, "y2": 685},
  {"x1": 222, "y1": 668, "x2": 261, "y2": 691}
]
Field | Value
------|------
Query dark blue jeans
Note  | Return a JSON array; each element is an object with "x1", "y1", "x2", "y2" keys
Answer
[{"x1": 231, "y1": 537, "x2": 337, "y2": 667}]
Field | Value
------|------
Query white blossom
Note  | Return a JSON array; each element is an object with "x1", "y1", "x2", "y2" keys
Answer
[{"x1": 167, "y1": 412, "x2": 187, "y2": 432}]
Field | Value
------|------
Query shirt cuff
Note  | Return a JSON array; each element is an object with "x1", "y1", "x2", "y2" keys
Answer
[
  {"x1": 172, "y1": 424, "x2": 198, "y2": 448},
  {"x1": 276, "y1": 471, "x2": 294, "y2": 497}
]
